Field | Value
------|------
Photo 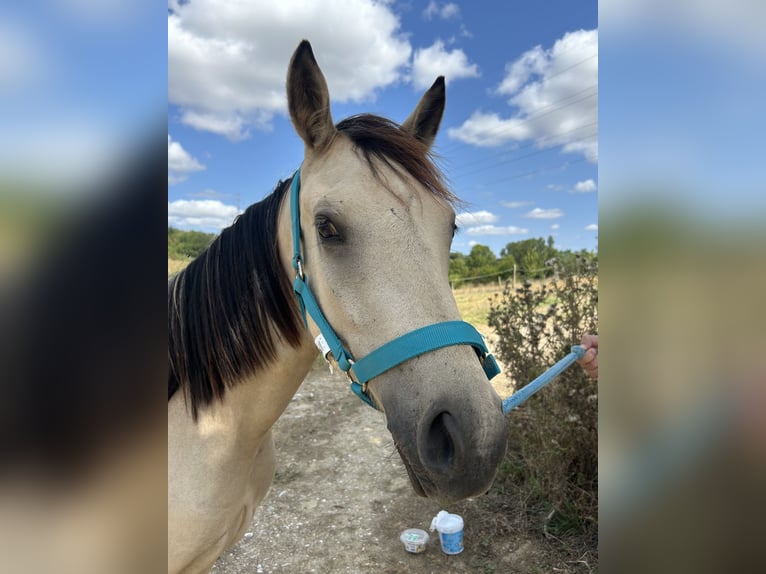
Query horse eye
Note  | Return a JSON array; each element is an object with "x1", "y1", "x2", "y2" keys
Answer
[
  {"x1": 317, "y1": 219, "x2": 340, "y2": 240},
  {"x1": 452, "y1": 223, "x2": 458, "y2": 238}
]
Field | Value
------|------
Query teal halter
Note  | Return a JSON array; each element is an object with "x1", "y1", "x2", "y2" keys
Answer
[{"x1": 289, "y1": 168, "x2": 500, "y2": 409}]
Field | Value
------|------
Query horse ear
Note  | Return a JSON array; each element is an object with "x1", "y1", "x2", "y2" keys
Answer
[
  {"x1": 401, "y1": 76, "x2": 446, "y2": 148},
  {"x1": 287, "y1": 40, "x2": 335, "y2": 151}
]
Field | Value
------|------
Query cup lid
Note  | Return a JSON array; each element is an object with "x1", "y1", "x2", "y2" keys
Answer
[{"x1": 400, "y1": 528, "x2": 430, "y2": 544}]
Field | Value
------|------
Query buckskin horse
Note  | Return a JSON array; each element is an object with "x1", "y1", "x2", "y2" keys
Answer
[{"x1": 168, "y1": 40, "x2": 508, "y2": 573}]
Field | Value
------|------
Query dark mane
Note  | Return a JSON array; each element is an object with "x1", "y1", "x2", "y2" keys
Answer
[
  {"x1": 168, "y1": 114, "x2": 455, "y2": 419},
  {"x1": 335, "y1": 114, "x2": 458, "y2": 206},
  {"x1": 168, "y1": 178, "x2": 302, "y2": 419}
]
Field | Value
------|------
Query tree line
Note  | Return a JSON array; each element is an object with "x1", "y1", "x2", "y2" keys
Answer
[
  {"x1": 168, "y1": 227, "x2": 216, "y2": 260},
  {"x1": 450, "y1": 236, "x2": 596, "y2": 286}
]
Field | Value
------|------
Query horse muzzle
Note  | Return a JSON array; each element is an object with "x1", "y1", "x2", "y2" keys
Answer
[{"x1": 384, "y1": 373, "x2": 509, "y2": 502}]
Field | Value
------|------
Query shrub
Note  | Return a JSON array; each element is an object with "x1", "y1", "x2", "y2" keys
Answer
[
  {"x1": 488, "y1": 257, "x2": 598, "y2": 538},
  {"x1": 167, "y1": 227, "x2": 216, "y2": 260}
]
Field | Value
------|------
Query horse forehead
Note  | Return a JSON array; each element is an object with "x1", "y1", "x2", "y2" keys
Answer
[{"x1": 304, "y1": 159, "x2": 439, "y2": 215}]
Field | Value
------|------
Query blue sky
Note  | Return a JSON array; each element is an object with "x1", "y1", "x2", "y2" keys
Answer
[
  {"x1": 168, "y1": 0, "x2": 598, "y2": 255},
  {"x1": 0, "y1": 2, "x2": 164, "y2": 191},
  {"x1": 599, "y1": 0, "x2": 766, "y2": 219}
]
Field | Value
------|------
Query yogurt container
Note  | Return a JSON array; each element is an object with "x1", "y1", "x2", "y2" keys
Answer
[
  {"x1": 430, "y1": 510, "x2": 464, "y2": 555},
  {"x1": 399, "y1": 528, "x2": 430, "y2": 553}
]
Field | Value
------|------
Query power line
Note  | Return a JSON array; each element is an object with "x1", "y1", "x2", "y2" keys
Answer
[
  {"x1": 450, "y1": 266, "x2": 555, "y2": 285},
  {"x1": 536, "y1": 53, "x2": 597, "y2": 85},
  {"x1": 448, "y1": 123, "x2": 598, "y2": 180},
  {"x1": 460, "y1": 132, "x2": 597, "y2": 180},
  {"x1": 483, "y1": 156, "x2": 590, "y2": 186},
  {"x1": 447, "y1": 120, "x2": 598, "y2": 174}
]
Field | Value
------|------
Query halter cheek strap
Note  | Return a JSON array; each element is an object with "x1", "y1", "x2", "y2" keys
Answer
[{"x1": 289, "y1": 168, "x2": 500, "y2": 409}]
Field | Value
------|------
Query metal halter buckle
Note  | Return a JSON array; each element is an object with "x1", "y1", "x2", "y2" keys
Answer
[{"x1": 344, "y1": 359, "x2": 365, "y2": 392}]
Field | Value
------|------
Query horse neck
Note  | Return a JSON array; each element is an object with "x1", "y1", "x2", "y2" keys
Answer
[
  {"x1": 188, "y1": 334, "x2": 317, "y2": 441},
  {"x1": 171, "y1": 183, "x2": 318, "y2": 443},
  {"x1": 168, "y1": 176, "x2": 317, "y2": 422}
]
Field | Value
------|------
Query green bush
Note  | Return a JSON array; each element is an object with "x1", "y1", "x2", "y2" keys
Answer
[
  {"x1": 168, "y1": 227, "x2": 216, "y2": 260},
  {"x1": 488, "y1": 257, "x2": 598, "y2": 538}
]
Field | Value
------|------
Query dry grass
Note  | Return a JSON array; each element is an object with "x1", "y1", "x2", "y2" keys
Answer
[
  {"x1": 452, "y1": 279, "x2": 562, "y2": 328},
  {"x1": 452, "y1": 283, "x2": 506, "y2": 327},
  {"x1": 168, "y1": 257, "x2": 190, "y2": 278}
]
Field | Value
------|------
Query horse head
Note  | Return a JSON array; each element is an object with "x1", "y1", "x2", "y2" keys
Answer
[{"x1": 278, "y1": 40, "x2": 508, "y2": 502}]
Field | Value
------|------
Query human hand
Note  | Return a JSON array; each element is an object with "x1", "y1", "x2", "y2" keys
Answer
[{"x1": 577, "y1": 334, "x2": 598, "y2": 380}]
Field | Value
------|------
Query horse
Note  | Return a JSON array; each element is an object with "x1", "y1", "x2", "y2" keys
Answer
[{"x1": 168, "y1": 40, "x2": 509, "y2": 573}]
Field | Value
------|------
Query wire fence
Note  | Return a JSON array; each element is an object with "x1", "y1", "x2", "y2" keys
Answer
[{"x1": 450, "y1": 265, "x2": 555, "y2": 290}]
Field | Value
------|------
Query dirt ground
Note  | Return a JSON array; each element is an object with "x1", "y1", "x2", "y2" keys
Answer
[{"x1": 210, "y1": 361, "x2": 595, "y2": 574}]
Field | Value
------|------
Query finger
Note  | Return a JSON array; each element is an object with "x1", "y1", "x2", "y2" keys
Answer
[
  {"x1": 580, "y1": 334, "x2": 598, "y2": 350},
  {"x1": 578, "y1": 347, "x2": 597, "y2": 366},
  {"x1": 585, "y1": 355, "x2": 598, "y2": 380}
]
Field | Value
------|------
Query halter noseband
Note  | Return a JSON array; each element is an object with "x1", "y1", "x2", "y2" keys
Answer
[{"x1": 289, "y1": 168, "x2": 500, "y2": 409}]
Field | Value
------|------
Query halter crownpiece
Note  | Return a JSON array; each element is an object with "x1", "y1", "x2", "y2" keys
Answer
[{"x1": 289, "y1": 168, "x2": 501, "y2": 409}]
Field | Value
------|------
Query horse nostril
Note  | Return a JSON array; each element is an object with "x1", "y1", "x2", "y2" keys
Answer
[{"x1": 423, "y1": 411, "x2": 456, "y2": 472}]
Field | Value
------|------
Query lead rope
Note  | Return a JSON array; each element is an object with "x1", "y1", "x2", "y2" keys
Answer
[{"x1": 502, "y1": 345, "x2": 586, "y2": 414}]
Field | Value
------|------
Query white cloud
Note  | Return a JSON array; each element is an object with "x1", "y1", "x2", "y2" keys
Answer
[
  {"x1": 449, "y1": 28, "x2": 598, "y2": 162},
  {"x1": 465, "y1": 225, "x2": 528, "y2": 236},
  {"x1": 455, "y1": 210, "x2": 498, "y2": 226},
  {"x1": 168, "y1": 199, "x2": 241, "y2": 231},
  {"x1": 500, "y1": 200, "x2": 533, "y2": 208},
  {"x1": 440, "y1": 3, "x2": 460, "y2": 19},
  {"x1": 574, "y1": 179, "x2": 597, "y2": 192},
  {"x1": 423, "y1": 1, "x2": 460, "y2": 20},
  {"x1": 585, "y1": 223, "x2": 598, "y2": 231},
  {"x1": 495, "y1": 45, "x2": 547, "y2": 96},
  {"x1": 412, "y1": 39, "x2": 480, "y2": 90},
  {"x1": 446, "y1": 111, "x2": 532, "y2": 147},
  {"x1": 168, "y1": 135, "x2": 205, "y2": 184},
  {"x1": 551, "y1": 223, "x2": 560, "y2": 230},
  {"x1": 525, "y1": 207, "x2": 564, "y2": 219},
  {"x1": 168, "y1": 0, "x2": 411, "y2": 138},
  {"x1": 179, "y1": 111, "x2": 255, "y2": 142}
]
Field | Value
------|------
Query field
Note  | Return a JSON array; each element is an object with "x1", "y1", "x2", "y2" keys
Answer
[
  {"x1": 168, "y1": 257, "x2": 190, "y2": 277},
  {"x1": 450, "y1": 283, "x2": 504, "y2": 327}
]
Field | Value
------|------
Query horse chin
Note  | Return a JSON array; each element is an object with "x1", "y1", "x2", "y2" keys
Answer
[
  {"x1": 402, "y1": 459, "x2": 427, "y2": 497},
  {"x1": 395, "y1": 442, "x2": 432, "y2": 499}
]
